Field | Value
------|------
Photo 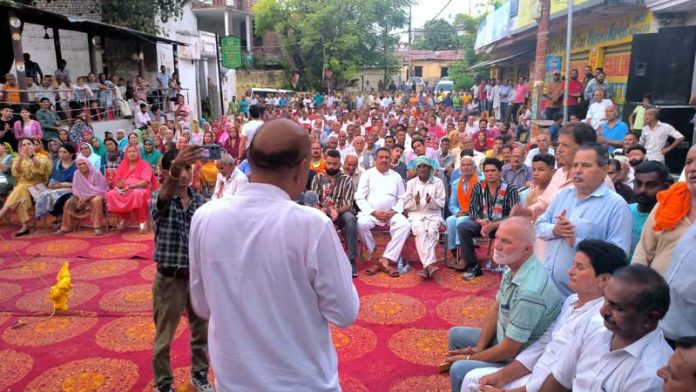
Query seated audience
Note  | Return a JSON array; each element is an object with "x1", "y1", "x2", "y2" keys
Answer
[
  {"x1": 141, "y1": 138, "x2": 162, "y2": 173},
  {"x1": 608, "y1": 158, "x2": 634, "y2": 203},
  {"x1": 457, "y1": 158, "x2": 519, "y2": 280},
  {"x1": 445, "y1": 156, "x2": 478, "y2": 269},
  {"x1": 538, "y1": 265, "x2": 672, "y2": 392},
  {"x1": 658, "y1": 336, "x2": 696, "y2": 391},
  {"x1": 390, "y1": 144, "x2": 407, "y2": 181},
  {"x1": 404, "y1": 156, "x2": 446, "y2": 279},
  {"x1": 106, "y1": 145, "x2": 154, "y2": 233},
  {"x1": 310, "y1": 149, "x2": 358, "y2": 276},
  {"x1": 213, "y1": 153, "x2": 248, "y2": 199},
  {"x1": 467, "y1": 240, "x2": 628, "y2": 392},
  {"x1": 633, "y1": 144, "x2": 696, "y2": 276},
  {"x1": 78, "y1": 141, "x2": 101, "y2": 171},
  {"x1": 524, "y1": 132, "x2": 554, "y2": 168},
  {"x1": 446, "y1": 217, "x2": 561, "y2": 392},
  {"x1": 13, "y1": 107, "x2": 43, "y2": 141},
  {"x1": 520, "y1": 154, "x2": 555, "y2": 207},
  {"x1": 34, "y1": 143, "x2": 76, "y2": 222},
  {"x1": 356, "y1": 147, "x2": 410, "y2": 278},
  {"x1": 628, "y1": 161, "x2": 671, "y2": 257},
  {"x1": 309, "y1": 141, "x2": 326, "y2": 174},
  {"x1": 0, "y1": 142, "x2": 15, "y2": 197},
  {"x1": 502, "y1": 147, "x2": 532, "y2": 190},
  {"x1": 57, "y1": 157, "x2": 109, "y2": 236},
  {"x1": 0, "y1": 137, "x2": 52, "y2": 236}
]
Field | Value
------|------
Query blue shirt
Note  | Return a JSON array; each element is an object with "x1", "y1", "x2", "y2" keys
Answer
[
  {"x1": 536, "y1": 183, "x2": 632, "y2": 298},
  {"x1": 548, "y1": 123, "x2": 560, "y2": 143},
  {"x1": 628, "y1": 203, "x2": 650, "y2": 259},
  {"x1": 601, "y1": 120, "x2": 629, "y2": 153}
]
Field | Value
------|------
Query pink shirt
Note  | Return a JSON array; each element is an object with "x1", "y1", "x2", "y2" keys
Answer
[
  {"x1": 13, "y1": 120, "x2": 43, "y2": 139},
  {"x1": 513, "y1": 83, "x2": 529, "y2": 104}
]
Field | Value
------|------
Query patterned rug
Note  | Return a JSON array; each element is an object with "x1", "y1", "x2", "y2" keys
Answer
[{"x1": 0, "y1": 225, "x2": 500, "y2": 391}]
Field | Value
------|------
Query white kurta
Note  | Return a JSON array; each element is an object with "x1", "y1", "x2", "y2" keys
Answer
[
  {"x1": 355, "y1": 167, "x2": 410, "y2": 261},
  {"x1": 189, "y1": 183, "x2": 360, "y2": 392},
  {"x1": 404, "y1": 176, "x2": 446, "y2": 267},
  {"x1": 212, "y1": 168, "x2": 248, "y2": 199},
  {"x1": 462, "y1": 295, "x2": 605, "y2": 392}
]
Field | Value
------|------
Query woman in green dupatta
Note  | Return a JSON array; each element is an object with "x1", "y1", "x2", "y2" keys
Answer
[
  {"x1": 90, "y1": 136, "x2": 107, "y2": 173},
  {"x1": 140, "y1": 138, "x2": 162, "y2": 176}
]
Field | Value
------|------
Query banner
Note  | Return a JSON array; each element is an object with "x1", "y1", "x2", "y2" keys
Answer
[
  {"x1": 513, "y1": 0, "x2": 591, "y2": 32},
  {"x1": 475, "y1": 2, "x2": 511, "y2": 50}
]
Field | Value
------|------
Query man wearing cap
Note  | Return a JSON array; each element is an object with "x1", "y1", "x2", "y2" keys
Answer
[{"x1": 405, "y1": 156, "x2": 446, "y2": 278}]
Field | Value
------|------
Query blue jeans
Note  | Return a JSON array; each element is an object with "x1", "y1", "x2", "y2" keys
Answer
[
  {"x1": 445, "y1": 215, "x2": 470, "y2": 250},
  {"x1": 448, "y1": 327, "x2": 502, "y2": 392}
]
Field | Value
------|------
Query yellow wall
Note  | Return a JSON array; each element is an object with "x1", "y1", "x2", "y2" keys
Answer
[
  {"x1": 236, "y1": 70, "x2": 288, "y2": 97},
  {"x1": 411, "y1": 60, "x2": 457, "y2": 83},
  {"x1": 547, "y1": 11, "x2": 654, "y2": 104}
]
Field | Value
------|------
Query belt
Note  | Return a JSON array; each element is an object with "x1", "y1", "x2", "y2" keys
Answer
[{"x1": 157, "y1": 265, "x2": 189, "y2": 280}]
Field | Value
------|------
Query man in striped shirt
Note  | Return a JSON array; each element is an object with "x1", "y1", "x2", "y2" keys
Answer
[
  {"x1": 456, "y1": 157, "x2": 519, "y2": 280},
  {"x1": 310, "y1": 149, "x2": 358, "y2": 276}
]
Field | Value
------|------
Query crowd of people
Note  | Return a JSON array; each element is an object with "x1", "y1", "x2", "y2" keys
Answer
[{"x1": 2, "y1": 59, "x2": 696, "y2": 391}]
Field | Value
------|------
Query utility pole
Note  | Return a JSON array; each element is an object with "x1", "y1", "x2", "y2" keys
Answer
[
  {"x1": 562, "y1": 0, "x2": 574, "y2": 124},
  {"x1": 532, "y1": 0, "x2": 550, "y2": 119},
  {"x1": 408, "y1": 5, "x2": 412, "y2": 82}
]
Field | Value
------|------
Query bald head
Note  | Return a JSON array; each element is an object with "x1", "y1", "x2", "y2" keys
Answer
[
  {"x1": 248, "y1": 119, "x2": 310, "y2": 174},
  {"x1": 500, "y1": 216, "x2": 536, "y2": 245}
]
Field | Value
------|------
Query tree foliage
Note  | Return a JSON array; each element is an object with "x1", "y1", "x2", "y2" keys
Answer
[
  {"x1": 448, "y1": 13, "x2": 488, "y2": 91},
  {"x1": 254, "y1": 0, "x2": 413, "y2": 91},
  {"x1": 412, "y1": 19, "x2": 457, "y2": 51}
]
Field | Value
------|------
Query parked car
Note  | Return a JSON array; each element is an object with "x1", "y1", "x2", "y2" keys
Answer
[{"x1": 434, "y1": 80, "x2": 454, "y2": 94}]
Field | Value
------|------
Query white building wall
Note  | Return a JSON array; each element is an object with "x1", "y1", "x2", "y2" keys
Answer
[{"x1": 157, "y1": 4, "x2": 202, "y2": 121}]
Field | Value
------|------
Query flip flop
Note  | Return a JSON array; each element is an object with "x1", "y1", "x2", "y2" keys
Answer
[{"x1": 378, "y1": 258, "x2": 400, "y2": 278}]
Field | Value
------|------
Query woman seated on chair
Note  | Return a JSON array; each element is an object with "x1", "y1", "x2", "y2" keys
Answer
[
  {"x1": 0, "y1": 137, "x2": 52, "y2": 236},
  {"x1": 102, "y1": 137, "x2": 122, "y2": 185},
  {"x1": 105, "y1": 145, "x2": 154, "y2": 234},
  {"x1": 0, "y1": 142, "x2": 16, "y2": 198},
  {"x1": 57, "y1": 157, "x2": 109, "y2": 236},
  {"x1": 140, "y1": 138, "x2": 162, "y2": 175},
  {"x1": 195, "y1": 130, "x2": 218, "y2": 195},
  {"x1": 34, "y1": 143, "x2": 77, "y2": 226},
  {"x1": 78, "y1": 142, "x2": 102, "y2": 172}
]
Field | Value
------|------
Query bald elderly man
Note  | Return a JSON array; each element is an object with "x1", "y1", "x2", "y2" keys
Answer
[
  {"x1": 598, "y1": 104, "x2": 629, "y2": 154},
  {"x1": 189, "y1": 119, "x2": 359, "y2": 391},
  {"x1": 445, "y1": 216, "x2": 562, "y2": 392}
]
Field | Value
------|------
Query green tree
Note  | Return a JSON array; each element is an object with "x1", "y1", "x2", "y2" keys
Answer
[
  {"x1": 254, "y1": 0, "x2": 412, "y2": 91},
  {"x1": 412, "y1": 19, "x2": 457, "y2": 51},
  {"x1": 448, "y1": 13, "x2": 487, "y2": 91}
]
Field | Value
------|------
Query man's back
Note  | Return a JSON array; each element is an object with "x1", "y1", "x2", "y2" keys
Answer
[{"x1": 189, "y1": 183, "x2": 359, "y2": 391}]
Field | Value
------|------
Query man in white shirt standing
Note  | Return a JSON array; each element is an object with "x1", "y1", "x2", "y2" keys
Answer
[
  {"x1": 212, "y1": 154, "x2": 248, "y2": 199},
  {"x1": 238, "y1": 105, "x2": 264, "y2": 159},
  {"x1": 189, "y1": 119, "x2": 359, "y2": 391},
  {"x1": 639, "y1": 108, "x2": 685, "y2": 164},
  {"x1": 468, "y1": 240, "x2": 629, "y2": 392},
  {"x1": 404, "y1": 156, "x2": 446, "y2": 279},
  {"x1": 356, "y1": 147, "x2": 410, "y2": 277},
  {"x1": 539, "y1": 264, "x2": 673, "y2": 392}
]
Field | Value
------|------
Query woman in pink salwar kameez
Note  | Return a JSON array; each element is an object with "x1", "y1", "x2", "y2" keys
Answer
[{"x1": 106, "y1": 145, "x2": 153, "y2": 233}]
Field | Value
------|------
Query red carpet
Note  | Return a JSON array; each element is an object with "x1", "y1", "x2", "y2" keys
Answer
[{"x1": 0, "y1": 225, "x2": 499, "y2": 391}]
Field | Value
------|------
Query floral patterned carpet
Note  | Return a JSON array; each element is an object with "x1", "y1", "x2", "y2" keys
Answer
[{"x1": 0, "y1": 224, "x2": 500, "y2": 391}]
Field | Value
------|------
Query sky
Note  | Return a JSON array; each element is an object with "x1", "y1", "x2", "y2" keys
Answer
[{"x1": 410, "y1": 0, "x2": 485, "y2": 30}]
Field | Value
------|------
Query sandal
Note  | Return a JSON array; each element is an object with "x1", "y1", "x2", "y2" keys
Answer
[
  {"x1": 377, "y1": 257, "x2": 400, "y2": 278},
  {"x1": 364, "y1": 264, "x2": 382, "y2": 276},
  {"x1": 14, "y1": 228, "x2": 30, "y2": 237},
  {"x1": 54, "y1": 228, "x2": 71, "y2": 235},
  {"x1": 94, "y1": 229, "x2": 104, "y2": 237},
  {"x1": 117, "y1": 219, "x2": 127, "y2": 230}
]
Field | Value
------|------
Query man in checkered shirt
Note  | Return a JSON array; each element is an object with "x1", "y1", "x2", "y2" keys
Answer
[{"x1": 149, "y1": 144, "x2": 212, "y2": 392}]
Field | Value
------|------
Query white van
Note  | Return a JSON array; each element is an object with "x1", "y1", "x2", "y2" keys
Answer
[{"x1": 434, "y1": 80, "x2": 454, "y2": 94}]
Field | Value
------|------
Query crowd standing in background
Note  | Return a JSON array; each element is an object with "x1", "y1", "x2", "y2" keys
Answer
[{"x1": 2, "y1": 56, "x2": 696, "y2": 392}]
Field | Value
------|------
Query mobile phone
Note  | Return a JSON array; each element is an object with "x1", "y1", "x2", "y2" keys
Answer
[{"x1": 201, "y1": 144, "x2": 222, "y2": 161}]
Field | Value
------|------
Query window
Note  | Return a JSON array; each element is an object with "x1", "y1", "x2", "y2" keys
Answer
[
  {"x1": 441, "y1": 67, "x2": 449, "y2": 77},
  {"x1": 414, "y1": 66, "x2": 423, "y2": 77}
]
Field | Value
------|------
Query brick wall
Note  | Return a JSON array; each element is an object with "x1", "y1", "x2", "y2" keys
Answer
[{"x1": 34, "y1": 0, "x2": 102, "y2": 21}]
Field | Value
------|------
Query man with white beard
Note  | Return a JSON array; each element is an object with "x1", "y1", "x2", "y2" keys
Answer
[{"x1": 444, "y1": 217, "x2": 562, "y2": 392}]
